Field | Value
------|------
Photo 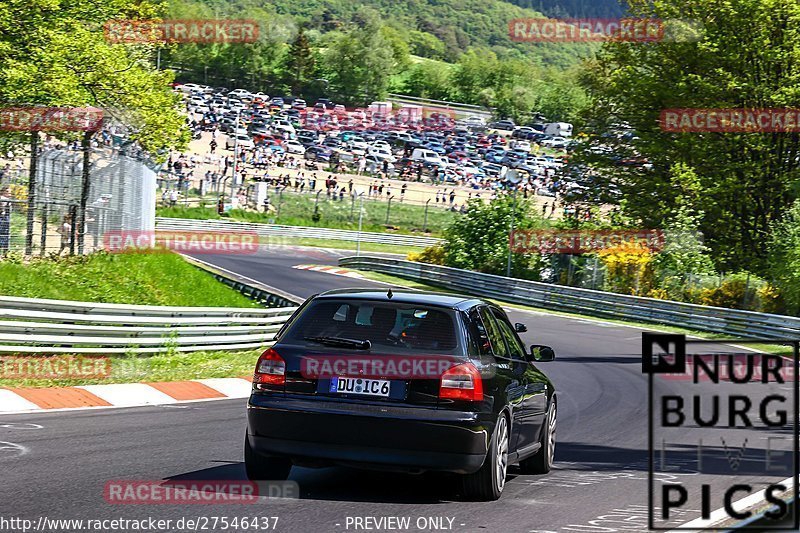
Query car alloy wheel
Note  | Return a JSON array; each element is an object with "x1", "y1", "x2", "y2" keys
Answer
[{"x1": 495, "y1": 415, "x2": 509, "y2": 492}]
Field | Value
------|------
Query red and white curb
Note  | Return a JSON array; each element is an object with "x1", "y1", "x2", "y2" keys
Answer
[
  {"x1": 0, "y1": 378, "x2": 253, "y2": 414},
  {"x1": 292, "y1": 264, "x2": 364, "y2": 279}
]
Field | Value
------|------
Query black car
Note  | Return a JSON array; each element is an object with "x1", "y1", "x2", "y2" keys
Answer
[{"x1": 245, "y1": 289, "x2": 557, "y2": 501}]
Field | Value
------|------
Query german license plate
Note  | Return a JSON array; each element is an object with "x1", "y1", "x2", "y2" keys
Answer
[{"x1": 330, "y1": 377, "x2": 390, "y2": 397}]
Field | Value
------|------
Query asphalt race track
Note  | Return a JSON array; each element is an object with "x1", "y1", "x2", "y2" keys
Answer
[{"x1": 1, "y1": 246, "x2": 794, "y2": 533}]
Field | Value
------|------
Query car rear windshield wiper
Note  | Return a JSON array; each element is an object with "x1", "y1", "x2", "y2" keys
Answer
[{"x1": 304, "y1": 336, "x2": 372, "y2": 350}]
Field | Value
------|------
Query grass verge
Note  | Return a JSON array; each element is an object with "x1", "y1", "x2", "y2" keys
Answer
[
  {"x1": 0, "y1": 251, "x2": 271, "y2": 389},
  {"x1": 264, "y1": 237, "x2": 419, "y2": 255},
  {"x1": 0, "y1": 251, "x2": 258, "y2": 307},
  {"x1": 157, "y1": 192, "x2": 456, "y2": 236}
]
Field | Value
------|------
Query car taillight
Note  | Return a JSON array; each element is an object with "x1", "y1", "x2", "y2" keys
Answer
[
  {"x1": 254, "y1": 348, "x2": 285, "y2": 386},
  {"x1": 439, "y1": 363, "x2": 483, "y2": 401}
]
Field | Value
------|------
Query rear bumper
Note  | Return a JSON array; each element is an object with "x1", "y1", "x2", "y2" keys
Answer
[{"x1": 247, "y1": 394, "x2": 493, "y2": 474}]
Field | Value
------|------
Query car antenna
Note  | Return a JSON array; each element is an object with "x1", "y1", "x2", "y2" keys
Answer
[{"x1": 387, "y1": 289, "x2": 393, "y2": 299}]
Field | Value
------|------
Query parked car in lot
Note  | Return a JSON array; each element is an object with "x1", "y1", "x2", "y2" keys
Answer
[
  {"x1": 225, "y1": 133, "x2": 254, "y2": 150},
  {"x1": 490, "y1": 119, "x2": 516, "y2": 134},
  {"x1": 305, "y1": 145, "x2": 332, "y2": 161},
  {"x1": 368, "y1": 146, "x2": 397, "y2": 163},
  {"x1": 283, "y1": 140, "x2": 306, "y2": 154},
  {"x1": 541, "y1": 136, "x2": 570, "y2": 150},
  {"x1": 245, "y1": 289, "x2": 557, "y2": 501}
]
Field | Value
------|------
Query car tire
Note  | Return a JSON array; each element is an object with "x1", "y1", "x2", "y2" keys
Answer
[
  {"x1": 460, "y1": 413, "x2": 509, "y2": 501},
  {"x1": 519, "y1": 399, "x2": 556, "y2": 475},
  {"x1": 244, "y1": 434, "x2": 292, "y2": 481}
]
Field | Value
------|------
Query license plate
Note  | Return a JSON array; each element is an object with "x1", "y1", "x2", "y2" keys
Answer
[{"x1": 330, "y1": 377, "x2": 390, "y2": 397}]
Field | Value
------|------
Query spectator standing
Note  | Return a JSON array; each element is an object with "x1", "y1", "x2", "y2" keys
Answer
[{"x1": 57, "y1": 214, "x2": 73, "y2": 254}]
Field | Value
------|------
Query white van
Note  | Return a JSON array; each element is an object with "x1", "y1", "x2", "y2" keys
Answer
[
  {"x1": 411, "y1": 148, "x2": 444, "y2": 166},
  {"x1": 544, "y1": 122, "x2": 573, "y2": 137},
  {"x1": 368, "y1": 101, "x2": 393, "y2": 117}
]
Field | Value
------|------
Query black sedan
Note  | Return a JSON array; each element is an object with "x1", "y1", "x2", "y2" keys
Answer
[{"x1": 245, "y1": 289, "x2": 557, "y2": 501}]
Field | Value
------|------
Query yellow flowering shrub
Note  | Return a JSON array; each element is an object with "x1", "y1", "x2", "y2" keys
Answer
[{"x1": 597, "y1": 240, "x2": 655, "y2": 296}]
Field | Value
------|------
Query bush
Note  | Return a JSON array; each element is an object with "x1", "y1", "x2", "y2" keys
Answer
[
  {"x1": 696, "y1": 275, "x2": 750, "y2": 309},
  {"x1": 767, "y1": 200, "x2": 800, "y2": 314},
  {"x1": 407, "y1": 244, "x2": 445, "y2": 265},
  {"x1": 597, "y1": 241, "x2": 654, "y2": 296},
  {"x1": 442, "y1": 194, "x2": 545, "y2": 280},
  {"x1": 757, "y1": 283, "x2": 785, "y2": 314}
]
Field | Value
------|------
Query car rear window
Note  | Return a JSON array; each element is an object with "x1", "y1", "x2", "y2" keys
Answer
[{"x1": 283, "y1": 300, "x2": 461, "y2": 352}]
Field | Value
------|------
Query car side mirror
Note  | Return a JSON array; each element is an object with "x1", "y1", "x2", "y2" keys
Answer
[
  {"x1": 529, "y1": 345, "x2": 555, "y2": 362},
  {"x1": 514, "y1": 323, "x2": 527, "y2": 333}
]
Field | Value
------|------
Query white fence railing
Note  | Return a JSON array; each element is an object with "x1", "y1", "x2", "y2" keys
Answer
[
  {"x1": 155, "y1": 218, "x2": 442, "y2": 248},
  {"x1": 339, "y1": 256, "x2": 800, "y2": 340}
]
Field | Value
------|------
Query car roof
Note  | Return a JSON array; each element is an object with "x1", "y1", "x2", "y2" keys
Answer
[{"x1": 313, "y1": 288, "x2": 483, "y2": 310}]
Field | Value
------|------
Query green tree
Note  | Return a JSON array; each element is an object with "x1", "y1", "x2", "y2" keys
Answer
[
  {"x1": 283, "y1": 28, "x2": 315, "y2": 95},
  {"x1": 0, "y1": 0, "x2": 187, "y2": 153},
  {"x1": 767, "y1": 200, "x2": 800, "y2": 314},
  {"x1": 163, "y1": 0, "x2": 291, "y2": 94},
  {"x1": 578, "y1": 0, "x2": 800, "y2": 274},
  {"x1": 452, "y1": 49, "x2": 498, "y2": 104},
  {"x1": 652, "y1": 164, "x2": 716, "y2": 297},
  {"x1": 443, "y1": 194, "x2": 544, "y2": 279},
  {"x1": 322, "y1": 19, "x2": 396, "y2": 105},
  {"x1": 402, "y1": 61, "x2": 453, "y2": 101}
]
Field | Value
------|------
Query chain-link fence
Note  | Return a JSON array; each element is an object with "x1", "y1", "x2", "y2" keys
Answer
[
  {"x1": 0, "y1": 145, "x2": 156, "y2": 256},
  {"x1": 155, "y1": 169, "x2": 468, "y2": 235}
]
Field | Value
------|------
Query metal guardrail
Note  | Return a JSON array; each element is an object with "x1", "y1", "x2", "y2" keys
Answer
[
  {"x1": 0, "y1": 302, "x2": 297, "y2": 353},
  {"x1": 338, "y1": 257, "x2": 800, "y2": 339},
  {"x1": 155, "y1": 218, "x2": 442, "y2": 247},
  {"x1": 0, "y1": 258, "x2": 301, "y2": 354},
  {"x1": 386, "y1": 93, "x2": 493, "y2": 120}
]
